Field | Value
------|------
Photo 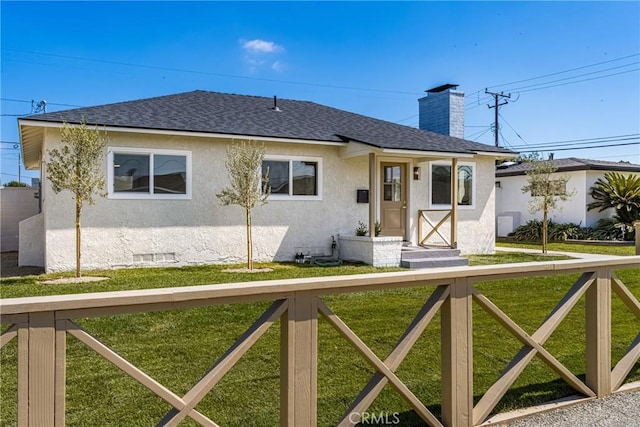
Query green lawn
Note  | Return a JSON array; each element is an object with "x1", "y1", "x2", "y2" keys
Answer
[{"x1": 1, "y1": 252, "x2": 638, "y2": 426}]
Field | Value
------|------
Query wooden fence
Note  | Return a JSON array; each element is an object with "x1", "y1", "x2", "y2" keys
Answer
[
  {"x1": 1, "y1": 257, "x2": 639, "y2": 426},
  {"x1": 418, "y1": 209, "x2": 455, "y2": 248}
]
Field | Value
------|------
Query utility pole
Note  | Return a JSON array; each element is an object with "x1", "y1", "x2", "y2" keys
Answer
[{"x1": 485, "y1": 89, "x2": 511, "y2": 147}]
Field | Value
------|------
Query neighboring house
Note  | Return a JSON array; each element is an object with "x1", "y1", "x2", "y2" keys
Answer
[
  {"x1": 495, "y1": 157, "x2": 640, "y2": 236},
  {"x1": 18, "y1": 87, "x2": 512, "y2": 272}
]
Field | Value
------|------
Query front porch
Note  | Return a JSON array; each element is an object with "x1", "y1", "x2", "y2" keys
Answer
[{"x1": 339, "y1": 143, "x2": 475, "y2": 252}]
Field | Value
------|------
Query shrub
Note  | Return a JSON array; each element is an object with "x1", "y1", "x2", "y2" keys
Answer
[
  {"x1": 590, "y1": 218, "x2": 635, "y2": 241},
  {"x1": 548, "y1": 222, "x2": 581, "y2": 241},
  {"x1": 510, "y1": 218, "x2": 635, "y2": 242},
  {"x1": 588, "y1": 172, "x2": 640, "y2": 227},
  {"x1": 355, "y1": 221, "x2": 368, "y2": 236},
  {"x1": 3, "y1": 180, "x2": 27, "y2": 187},
  {"x1": 509, "y1": 220, "x2": 581, "y2": 242}
]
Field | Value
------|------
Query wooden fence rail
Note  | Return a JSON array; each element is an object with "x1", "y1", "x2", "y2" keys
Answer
[
  {"x1": 1, "y1": 257, "x2": 640, "y2": 426},
  {"x1": 418, "y1": 209, "x2": 455, "y2": 248}
]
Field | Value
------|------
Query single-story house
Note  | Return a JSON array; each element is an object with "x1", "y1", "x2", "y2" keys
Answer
[
  {"x1": 495, "y1": 157, "x2": 640, "y2": 236},
  {"x1": 18, "y1": 86, "x2": 513, "y2": 272}
]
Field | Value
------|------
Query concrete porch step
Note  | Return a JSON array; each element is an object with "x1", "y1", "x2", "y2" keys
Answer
[
  {"x1": 401, "y1": 256, "x2": 469, "y2": 269},
  {"x1": 400, "y1": 245, "x2": 468, "y2": 269},
  {"x1": 401, "y1": 246, "x2": 461, "y2": 260}
]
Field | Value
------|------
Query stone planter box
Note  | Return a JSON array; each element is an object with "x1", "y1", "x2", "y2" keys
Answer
[{"x1": 338, "y1": 235, "x2": 403, "y2": 267}]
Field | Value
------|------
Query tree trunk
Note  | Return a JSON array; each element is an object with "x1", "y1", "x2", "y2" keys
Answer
[
  {"x1": 542, "y1": 207, "x2": 548, "y2": 254},
  {"x1": 246, "y1": 207, "x2": 252, "y2": 270},
  {"x1": 75, "y1": 200, "x2": 82, "y2": 278}
]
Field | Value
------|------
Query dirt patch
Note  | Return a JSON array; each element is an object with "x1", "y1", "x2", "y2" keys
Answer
[
  {"x1": 1, "y1": 251, "x2": 44, "y2": 278},
  {"x1": 222, "y1": 267, "x2": 274, "y2": 273},
  {"x1": 40, "y1": 276, "x2": 109, "y2": 285}
]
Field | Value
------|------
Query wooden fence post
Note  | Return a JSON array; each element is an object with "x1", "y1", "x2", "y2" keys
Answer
[
  {"x1": 586, "y1": 268, "x2": 611, "y2": 397},
  {"x1": 634, "y1": 221, "x2": 639, "y2": 255},
  {"x1": 17, "y1": 322, "x2": 29, "y2": 425},
  {"x1": 27, "y1": 312, "x2": 57, "y2": 426},
  {"x1": 281, "y1": 294, "x2": 318, "y2": 427},
  {"x1": 441, "y1": 278, "x2": 473, "y2": 427}
]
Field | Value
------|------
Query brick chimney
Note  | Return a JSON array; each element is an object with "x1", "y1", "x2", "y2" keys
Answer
[{"x1": 418, "y1": 84, "x2": 465, "y2": 139}]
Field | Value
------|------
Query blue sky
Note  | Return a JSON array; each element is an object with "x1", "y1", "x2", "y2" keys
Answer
[{"x1": 2, "y1": 1, "x2": 639, "y2": 185}]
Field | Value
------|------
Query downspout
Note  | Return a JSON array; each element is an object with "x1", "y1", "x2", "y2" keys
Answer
[
  {"x1": 368, "y1": 153, "x2": 377, "y2": 237},
  {"x1": 450, "y1": 158, "x2": 458, "y2": 249}
]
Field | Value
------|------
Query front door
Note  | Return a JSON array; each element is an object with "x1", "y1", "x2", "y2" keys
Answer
[{"x1": 380, "y1": 163, "x2": 406, "y2": 237}]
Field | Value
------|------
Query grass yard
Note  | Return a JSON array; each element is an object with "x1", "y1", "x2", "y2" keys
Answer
[{"x1": 1, "y1": 251, "x2": 639, "y2": 426}]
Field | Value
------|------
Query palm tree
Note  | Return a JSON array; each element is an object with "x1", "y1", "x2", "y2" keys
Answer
[{"x1": 587, "y1": 172, "x2": 640, "y2": 226}]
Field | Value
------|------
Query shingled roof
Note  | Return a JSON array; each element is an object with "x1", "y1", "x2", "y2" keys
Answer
[
  {"x1": 21, "y1": 90, "x2": 512, "y2": 156},
  {"x1": 496, "y1": 157, "x2": 640, "y2": 177}
]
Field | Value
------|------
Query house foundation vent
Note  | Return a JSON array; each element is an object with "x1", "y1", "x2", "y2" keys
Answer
[{"x1": 133, "y1": 253, "x2": 176, "y2": 264}]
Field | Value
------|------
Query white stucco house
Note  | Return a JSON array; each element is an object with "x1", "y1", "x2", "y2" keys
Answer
[
  {"x1": 495, "y1": 157, "x2": 640, "y2": 236},
  {"x1": 18, "y1": 86, "x2": 513, "y2": 272}
]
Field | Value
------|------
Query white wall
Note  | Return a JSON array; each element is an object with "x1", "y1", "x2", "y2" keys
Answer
[
  {"x1": 1, "y1": 187, "x2": 40, "y2": 251},
  {"x1": 40, "y1": 130, "x2": 370, "y2": 272},
  {"x1": 19, "y1": 213, "x2": 44, "y2": 267}
]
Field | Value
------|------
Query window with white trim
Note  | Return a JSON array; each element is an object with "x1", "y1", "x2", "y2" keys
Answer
[
  {"x1": 262, "y1": 156, "x2": 322, "y2": 200},
  {"x1": 429, "y1": 161, "x2": 475, "y2": 209},
  {"x1": 107, "y1": 147, "x2": 192, "y2": 199}
]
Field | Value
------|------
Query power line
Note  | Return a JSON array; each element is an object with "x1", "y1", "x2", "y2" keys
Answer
[
  {"x1": 508, "y1": 133, "x2": 640, "y2": 149},
  {"x1": 1, "y1": 97, "x2": 83, "y2": 108},
  {"x1": 501, "y1": 62, "x2": 639, "y2": 93},
  {"x1": 510, "y1": 136, "x2": 640, "y2": 151},
  {"x1": 498, "y1": 129, "x2": 516, "y2": 151},
  {"x1": 0, "y1": 172, "x2": 22, "y2": 178},
  {"x1": 2, "y1": 48, "x2": 423, "y2": 96},
  {"x1": 466, "y1": 127, "x2": 492, "y2": 141},
  {"x1": 498, "y1": 112, "x2": 528, "y2": 146},
  {"x1": 466, "y1": 67, "x2": 639, "y2": 111},
  {"x1": 513, "y1": 68, "x2": 639, "y2": 94},
  {"x1": 516, "y1": 141, "x2": 640, "y2": 153},
  {"x1": 480, "y1": 52, "x2": 640, "y2": 94},
  {"x1": 464, "y1": 53, "x2": 640, "y2": 108}
]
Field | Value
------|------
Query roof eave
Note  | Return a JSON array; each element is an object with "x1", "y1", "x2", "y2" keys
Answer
[
  {"x1": 17, "y1": 119, "x2": 349, "y2": 148},
  {"x1": 18, "y1": 120, "x2": 44, "y2": 170}
]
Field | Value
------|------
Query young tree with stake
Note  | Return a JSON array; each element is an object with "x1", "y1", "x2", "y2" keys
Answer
[
  {"x1": 216, "y1": 140, "x2": 270, "y2": 270},
  {"x1": 521, "y1": 159, "x2": 574, "y2": 253},
  {"x1": 46, "y1": 121, "x2": 108, "y2": 277}
]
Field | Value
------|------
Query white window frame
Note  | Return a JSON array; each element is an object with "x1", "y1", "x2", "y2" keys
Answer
[
  {"x1": 107, "y1": 147, "x2": 192, "y2": 200},
  {"x1": 263, "y1": 155, "x2": 322, "y2": 201},
  {"x1": 428, "y1": 160, "x2": 476, "y2": 210}
]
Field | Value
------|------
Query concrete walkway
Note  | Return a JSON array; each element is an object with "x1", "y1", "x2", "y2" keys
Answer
[
  {"x1": 494, "y1": 246, "x2": 639, "y2": 426},
  {"x1": 495, "y1": 245, "x2": 626, "y2": 260}
]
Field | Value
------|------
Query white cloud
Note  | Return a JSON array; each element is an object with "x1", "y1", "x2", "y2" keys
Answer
[
  {"x1": 240, "y1": 39, "x2": 286, "y2": 73},
  {"x1": 242, "y1": 39, "x2": 283, "y2": 54}
]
